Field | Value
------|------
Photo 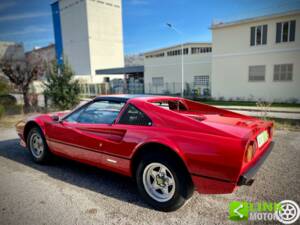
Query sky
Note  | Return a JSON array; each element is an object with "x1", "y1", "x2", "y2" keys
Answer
[{"x1": 0, "y1": 0, "x2": 299, "y2": 54}]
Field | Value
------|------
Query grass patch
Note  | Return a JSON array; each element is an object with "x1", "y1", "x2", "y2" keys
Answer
[
  {"x1": 267, "y1": 118, "x2": 300, "y2": 131},
  {"x1": 0, "y1": 114, "x2": 28, "y2": 128}
]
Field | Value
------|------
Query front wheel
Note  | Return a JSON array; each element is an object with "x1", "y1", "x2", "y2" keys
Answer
[
  {"x1": 27, "y1": 127, "x2": 51, "y2": 163},
  {"x1": 136, "y1": 153, "x2": 193, "y2": 211}
]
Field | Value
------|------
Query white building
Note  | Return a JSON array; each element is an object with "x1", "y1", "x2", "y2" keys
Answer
[
  {"x1": 211, "y1": 10, "x2": 300, "y2": 103},
  {"x1": 0, "y1": 41, "x2": 25, "y2": 80},
  {"x1": 0, "y1": 41, "x2": 24, "y2": 61},
  {"x1": 51, "y1": 0, "x2": 124, "y2": 84},
  {"x1": 144, "y1": 43, "x2": 212, "y2": 96}
]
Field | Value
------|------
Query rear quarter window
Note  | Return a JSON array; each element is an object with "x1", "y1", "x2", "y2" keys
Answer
[{"x1": 118, "y1": 104, "x2": 152, "y2": 126}]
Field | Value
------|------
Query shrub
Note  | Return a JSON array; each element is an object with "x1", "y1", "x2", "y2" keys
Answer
[
  {"x1": 0, "y1": 105, "x2": 4, "y2": 118},
  {"x1": 0, "y1": 94, "x2": 17, "y2": 106},
  {"x1": 256, "y1": 101, "x2": 272, "y2": 120},
  {"x1": 4, "y1": 104, "x2": 23, "y2": 115},
  {"x1": 0, "y1": 78, "x2": 10, "y2": 95}
]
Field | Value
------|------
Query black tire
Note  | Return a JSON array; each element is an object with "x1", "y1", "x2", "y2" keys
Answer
[
  {"x1": 27, "y1": 127, "x2": 51, "y2": 163},
  {"x1": 136, "y1": 152, "x2": 193, "y2": 211}
]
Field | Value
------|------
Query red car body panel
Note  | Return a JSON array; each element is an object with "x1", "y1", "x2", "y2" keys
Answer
[{"x1": 16, "y1": 95, "x2": 274, "y2": 194}]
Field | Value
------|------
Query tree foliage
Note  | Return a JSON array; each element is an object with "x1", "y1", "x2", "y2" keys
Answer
[{"x1": 44, "y1": 61, "x2": 80, "y2": 110}]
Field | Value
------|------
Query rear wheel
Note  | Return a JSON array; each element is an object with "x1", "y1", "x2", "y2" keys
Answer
[
  {"x1": 136, "y1": 153, "x2": 193, "y2": 211},
  {"x1": 27, "y1": 127, "x2": 51, "y2": 163}
]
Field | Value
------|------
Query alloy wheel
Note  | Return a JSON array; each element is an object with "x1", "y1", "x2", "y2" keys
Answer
[{"x1": 142, "y1": 162, "x2": 176, "y2": 202}]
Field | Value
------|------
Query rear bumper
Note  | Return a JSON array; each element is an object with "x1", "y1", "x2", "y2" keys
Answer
[
  {"x1": 192, "y1": 141, "x2": 274, "y2": 194},
  {"x1": 192, "y1": 174, "x2": 236, "y2": 194},
  {"x1": 237, "y1": 141, "x2": 274, "y2": 186}
]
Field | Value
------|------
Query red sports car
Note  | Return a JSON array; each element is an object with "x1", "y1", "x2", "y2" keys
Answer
[{"x1": 16, "y1": 95, "x2": 274, "y2": 211}]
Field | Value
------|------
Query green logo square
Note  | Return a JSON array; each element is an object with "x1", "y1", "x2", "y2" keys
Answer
[{"x1": 229, "y1": 201, "x2": 249, "y2": 221}]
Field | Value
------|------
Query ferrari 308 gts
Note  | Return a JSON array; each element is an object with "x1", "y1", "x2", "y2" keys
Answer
[{"x1": 16, "y1": 95, "x2": 274, "y2": 211}]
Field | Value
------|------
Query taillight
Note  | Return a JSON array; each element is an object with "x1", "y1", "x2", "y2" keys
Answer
[{"x1": 244, "y1": 142, "x2": 257, "y2": 163}]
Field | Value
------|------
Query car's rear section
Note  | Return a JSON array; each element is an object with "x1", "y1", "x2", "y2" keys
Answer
[
  {"x1": 237, "y1": 123, "x2": 274, "y2": 186},
  {"x1": 135, "y1": 97, "x2": 274, "y2": 195}
]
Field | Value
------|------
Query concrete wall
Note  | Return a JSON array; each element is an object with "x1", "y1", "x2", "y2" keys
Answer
[
  {"x1": 0, "y1": 41, "x2": 24, "y2": 61},
  {"x1": 26, "y1": 44, "x2": 55, "y2": 66},
  {"x1": 59, "y1": 0, "x2": 91, "y2": 77},
  {"x1": 57, "y1": 0, "x2": 124, "y2": 83},
  {"x1": 0, "y1": 42, "x2": 25, "y2": 79},
  {"x1": 212, "y1": 12, "x2": 300, "y2": 102},
  {"x1": 86, "y1": 0, "x2": 124, "y2": 83},
  {"x1": 144, "y1": 43, "x2": 212, "y2": 94}
]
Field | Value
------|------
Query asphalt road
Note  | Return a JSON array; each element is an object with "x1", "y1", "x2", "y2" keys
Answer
[{"x1": 0, "y1": 128, "x2": 299, "y2": 225}]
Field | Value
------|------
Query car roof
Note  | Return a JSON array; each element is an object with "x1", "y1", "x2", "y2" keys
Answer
[
  {"x1": 94, "y1": 94, "x2": 181, "y2": 103},
  {"x1": 94, "y1": 94, "x2": 150, "y2": 102}
]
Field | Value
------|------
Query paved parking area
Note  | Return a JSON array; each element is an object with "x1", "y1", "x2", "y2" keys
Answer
[{"x1": 0, "y1": 128, "x2": 299, "y2": 225}]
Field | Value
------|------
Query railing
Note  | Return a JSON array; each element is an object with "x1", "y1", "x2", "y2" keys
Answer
[
  {"x1": 79, "y1": 82, "x2": 210, "y2": 98},
  {"x1": 145, "y1": 82, "x2": 210, "y2": 98},
  {"x1": 79, "y1": 83, "x2": 144, "y2": 97}
]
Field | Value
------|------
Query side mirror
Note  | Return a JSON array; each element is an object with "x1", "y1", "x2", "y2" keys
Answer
[{"x1": 51, "y1": 115, "x2": 60, "y2": 122}]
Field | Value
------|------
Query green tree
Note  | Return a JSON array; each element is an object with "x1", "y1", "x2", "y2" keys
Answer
[{"x1": 44, "y1": 61, "x2": 80, "y2": 110}]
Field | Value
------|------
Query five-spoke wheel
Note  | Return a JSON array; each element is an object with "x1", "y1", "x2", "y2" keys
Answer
[
  {"x1": 29, "y1": 132, "x2": 44, "y2": 158},
  {"x1": 27, "y1": 127, "x2": 51, "y2": 163},
  {"x1": 143, "y1": 163, "x2": 176, "y2": 202},
  {"x1": 136, "y1": 152, "x2": 193, "y2": 211}
]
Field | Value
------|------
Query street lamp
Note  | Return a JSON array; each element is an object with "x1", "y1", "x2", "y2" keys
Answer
[{"x1": 166, "y1": 23, "x2": 184, "y2": 97}]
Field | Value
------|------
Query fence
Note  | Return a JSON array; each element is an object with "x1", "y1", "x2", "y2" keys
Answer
[
  {"x1": 145, "y1": 82, "x2": 210, "y2": 97},
  {"x1": 79, "y1": 81, "x2": 210, "y2": 98},
  {"x1": 79, "y1": 82, "x2": 144, "y2": 97}
]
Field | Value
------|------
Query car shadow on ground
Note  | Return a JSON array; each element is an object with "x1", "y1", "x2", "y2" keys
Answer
[{"x1": 0, "y1": 138, "x2": 150, "y2": 209}]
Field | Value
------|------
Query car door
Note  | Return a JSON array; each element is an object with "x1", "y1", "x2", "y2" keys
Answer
[{"x1": 46, "y1": 100, "x2": 130, "y2": 173}]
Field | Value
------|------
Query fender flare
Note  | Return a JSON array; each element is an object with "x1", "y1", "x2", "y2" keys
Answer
[{"x1": 130, "y1": 138, "x2": 191, "y2": 175}]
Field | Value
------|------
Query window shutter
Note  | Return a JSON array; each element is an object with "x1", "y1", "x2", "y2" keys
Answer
[
  {"x1": 273, "y1": 64, "x2": 293, "y2": 81},
  {"x1": 276, "y1": 23, "x2": 282, "y2": 43},
  {"x1": 289, "y1": 20, "x2": 296, "y2": 42},
  {"x1": 249, "y1": 65, "x2": 265, "y2": 81},
  {"x1": 262, "y1": 25, "x2": 268, "y2": 44},
  {"x1": 250, "y1": 27, "x2": 255, "y2": 46}
]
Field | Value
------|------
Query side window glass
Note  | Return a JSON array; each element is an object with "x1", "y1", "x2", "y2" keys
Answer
[
  {"x1": 64, "y1": 107, "x2": 86, "y2": 122},
  {"x1": 65, "y1": 101, "x2": 124, "y2": 124},
  {"x1": 118, "y1": 104, "x2": 152, "y2": 126}
]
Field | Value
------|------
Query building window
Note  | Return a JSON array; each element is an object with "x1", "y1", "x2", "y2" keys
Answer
[
  {"x1": 152, "y1": 77, "x2": 164, "y2": 86},
  {"x1": 167, "y1": 48, "x2": 189, "y2": 56},
  {"x1": 183, "y1": 48, "x2": 189, "y2": 55},
  {"x1": 250, "y1": 25, "x2": 267, "y2": 46},
  {"x1": 276, "y1": 20, "x2": 296, "y2": 43},
  {"x1": 191, "y1": 47, "x2": 212, "y2": 54},
  {"x1": 274, "y1": 64, "x2": 293, "y2": 81},
  {"x1": 194, "y1": 75, "x2": 209, "y2": 86},
  {"x1": 248, "y1": 65, "x2": 266, "y2": 81},
  {"x1": 145, "y1": 52, "x2": 165, "y2": 58}
]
